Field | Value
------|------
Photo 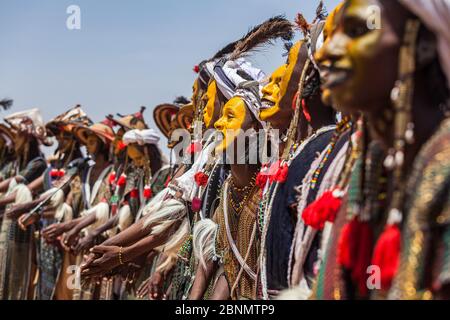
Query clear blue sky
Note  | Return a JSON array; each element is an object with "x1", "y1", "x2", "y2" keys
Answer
[{"x1": 0, "y1": 0, "x2": 340, "y2": 155}]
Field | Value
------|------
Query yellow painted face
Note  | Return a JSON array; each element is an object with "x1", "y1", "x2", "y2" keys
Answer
[
  {"x1": 315, "y1": 2, "x2": 346, "y2": 106},
  {"x1": 214, "y1": 97, "x2": 247, "y2": 154},
  {"x1": 86, "y1": 134, "x2": 102, "y2": 156},
  {"x1": 316, "y1": 0, "x2": 399, "y2": 113},
  {"x1": 259, "y1": 41, "x2": 305, "y2": 128},
  {"x1": 127, "y1": 144, "x2": 147, "y2": 168},
  {"x1": 259, "y1": 64, "x2": 287, "y2": 121},
  {"x1": 280, "y1": 41, "x2": 302, "y2": 102},
  {"x1": 202, "y1": 80, "x2": 217, "y2": 128}
]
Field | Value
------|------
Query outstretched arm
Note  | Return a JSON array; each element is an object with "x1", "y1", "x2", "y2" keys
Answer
[
  {"x1": 189, "y1": 260, "x2": 218, "y2": 300},
  {"x1": 73, "y1": 215, "x2": 120, "y2": 253},
  {"x1": 0, "y1": 175, "x2": 44, "y2": 207},
  {"x1": 81, "y1": 220, "x2": 182, "y2": 278},
  {"x1": 62, "y1": 213, "x2": 97, "y2": 247}
]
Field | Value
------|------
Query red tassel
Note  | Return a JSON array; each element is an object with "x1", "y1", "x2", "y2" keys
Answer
[
  {"x1": 371, "y1": 224, "x2": 401, "y2": 291},
  {"x1": 256, "y1": 172, "x2": 269, "y2": 190},
  {"x1": 275, "y1": 163, "x2": 289, "y2": 183},
  {"x1": 50, "y1": 169, "x2": 65, "y2": 179},
  {"x1": 268, "y1": 161, "x2": 281, "y2": 184},
  {"x1": 143, "y1": 186, "x2": 152, "y2": 199},
  {"x1": 354, "y1": 222, "x2": 373, "y2": 297},
  {"x1": 109, "y1": 171, "x2": 116, "y2": 185},
  {"x1": 130, "y1": 188, "x2": 139, "y2": 199},
  {"x1": 117, "y1": 140, "x2": 127, "y2": 151},
  {"x1": 193, "y1": 65, "x2": 200, "y2": 73},
  {"x1": 194, "y1": 172, "x2": 209, "y2": 187},
  {"x1": 337, "y1": 218, "x2": 373, "y2": 297},
  {"x1": 191, "y1": 197, "x2": 202, "y2": 212},
  {"x1": 302, "y1": 99, "x2": 312, "y2": 123},
  {"x1": 302, "y1": 190, "x2": 343, "y2": 230},
  {"x1": 117, "y1": 174, "x2": 127, "y2": 187},
  {"x1": 337, "y1": 221, "x2": 353, "y2": 269}
]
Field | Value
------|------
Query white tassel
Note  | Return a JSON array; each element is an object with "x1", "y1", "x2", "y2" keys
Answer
[
  {"x1": 276, "y1": 278, "x2": 312, "y2": 300},
  {"x1": 192, "y1": 219, "x2": 219, "y2": 271},
  {"x1": 140, "y1": 188, "x2": 171, "y2": 218},
  {"x1": 94, "y1": 202, "x2": 110, "y2": 228},
  {"x1": 157, "y1": 217, "x2": 190, "y2": 254},
  {"x1": 80, "y1": 202, "x2": 110, "y2": 231},
  {"x1": 14, "y1": 184, "x2": 33, "y2": 204},
  {"x1": 117, "y1": 204, "x2": 133, "y2": 232},
  {"x1": 143, "y1": 197, "x2": 186, "y2": 235},
  {"x1": 55, "y1": 203, "x2": 73, "y2": 223}
]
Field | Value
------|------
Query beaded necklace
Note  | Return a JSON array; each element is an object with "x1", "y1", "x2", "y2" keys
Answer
[
  {"x1": 309, "y1": 116, "x2": 352, "y2": 190},
  {"x1": 229, "y1": 173, "x2": 257, "y2": 215}
]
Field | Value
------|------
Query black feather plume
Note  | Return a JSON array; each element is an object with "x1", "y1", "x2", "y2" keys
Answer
[
  {"x1": 174, "y1": 96, "x2": 190, "y2": 105},
  {"x1": 210, "y1": 40, "x2": 241, "y2": 61},
  {"x1": 0, "y1": 99, "x2": 13, "y2": 111},
  {"x1": 229, "y1": 15, "x2": 294, "y2": 60}
]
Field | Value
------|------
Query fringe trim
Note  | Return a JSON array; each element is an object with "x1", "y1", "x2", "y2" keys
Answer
[{"x1": 192, "y1": 219, "x2": 220, "y2": 271}]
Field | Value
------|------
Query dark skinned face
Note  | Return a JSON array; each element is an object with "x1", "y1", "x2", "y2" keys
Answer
[
  {"x1": 56, "y1": 131, "x2": 74, "y2": 154},
  {"x1": 86, "y1": 134, "x2": 102, "y2": 156},
  {"x1": 316, "y1": 0, "x2": 411, "y2": 114}
]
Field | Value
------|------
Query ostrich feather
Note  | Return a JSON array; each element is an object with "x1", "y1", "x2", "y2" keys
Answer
[{"x1": 229, "y1": 15, "x2": 294, "y2": 60}]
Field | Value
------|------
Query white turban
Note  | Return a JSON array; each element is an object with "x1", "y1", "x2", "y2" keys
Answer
[
  {"x1": 234, "y1": 81, "x2": 266, "y2": 128},
  {"x1": 399, "y1": 0, "x2": 450, "y2": 89},
  {"x1": 122, "y1": 129, "x2": 160, "y2": 146},
  {"x1": 213, "y1": 58, "x2": 266, "y2": 99}
]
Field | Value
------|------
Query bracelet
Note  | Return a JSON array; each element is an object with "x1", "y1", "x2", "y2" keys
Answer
[{"x1": 118, "y1": 246, "x2": 124, "y2": 265}]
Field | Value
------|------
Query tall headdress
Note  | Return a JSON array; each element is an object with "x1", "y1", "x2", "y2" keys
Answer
[
  {"x1": 4, "y1": 108, "x2": 52, "y2": 146},
  {"x1": 46, "y1": 105, "x2": 93, "y2": 137}
]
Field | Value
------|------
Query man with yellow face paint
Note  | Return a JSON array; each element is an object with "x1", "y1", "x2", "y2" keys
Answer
[
  {"x1": 191, "y1": 71, "x2": 267, "y2": 301},
  {"x1": 79, "y1": 29, "x2": 250, "y2": 299},
  {"x1": 254, "y1": 7, "x2": 341, "y2": 298},
  {"x1": 311, "y1": 0, "x2": 450, "y2": 300},
  {"x1": 201, "y1": 80, "x2": 220, "y2": 130},
  {"x1": 188, "y1": 16, "x2": 293, "y2": 301}
]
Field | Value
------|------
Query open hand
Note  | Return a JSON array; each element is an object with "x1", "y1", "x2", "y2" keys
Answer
[{"x1": 80, "y1": 245, "x2": 122, "y2": 278}]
